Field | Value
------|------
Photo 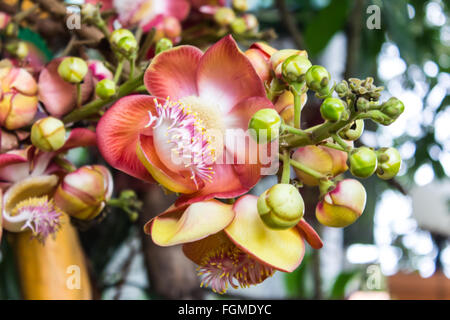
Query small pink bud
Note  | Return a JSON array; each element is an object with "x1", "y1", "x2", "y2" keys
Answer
[
  {"x1": 315, "y1": 179, "x2": 367, "y2": 228},
  {"x1": 0, "y1": 12, "x2": 11, "y2": 30},
  {"x1": 87, "y1": 60, "x2": 113, "y2": 82},
  {"x1": 0, "y1": 66, "x2": 38, "y2": 130},
  {"x1": 54, "y1": 165, "x2": 113, "y2": 221}
]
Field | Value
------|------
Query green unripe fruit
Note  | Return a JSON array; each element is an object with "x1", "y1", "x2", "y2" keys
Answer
[
  {"x1": 381, "y1": 97, "x2": 405, "y2": 118},
  {"x1": 95, "y1": 79, "x2": 116, "y2": 100},
  {"x1": 155, "y1": 38, "x2": 173, "y2": 55},
  {"x1": 281, "y1": 55, "x2": 312, "y2": 83},
  {"x1": 305, "y1": 65, "x2": 330, "y2": 94},
  {"x1": 257, "y1": 184, "x2": 305, "y2": 230},
  {"x1": 320, "y1": 97, "x2": 347, "y2": 122},
  {"x1": 339, "y1": 120, "x2": 364, "y2": 141},
  {"x1": 349, "y1": 147, "x2": 378, "y2": 178},
  {"x1": 248, "y1": 108, "x2": 281, "y2": 143},
  {"x1": 57, "y1": 57, "x2": 88, "y2": 83},
  {"x1": 376, "y1": 147, "x2": 402, "y2": 180},
  {"x1": 31, "y1": 117, "x2": 66, "y2": 152}
]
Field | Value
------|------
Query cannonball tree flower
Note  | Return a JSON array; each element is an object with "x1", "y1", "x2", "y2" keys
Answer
[
  {"x1": 0, "y1": 64, "x2": 38, "y2": 130},
  {"x1": 145, "y1": 195, "x2": 322, "y2": 293},
  {"x1": 0, "y1": 128, "x2": 96, "y2": 243},
  {"x1": 97, "y1": 35, "x2": 276, "y2": 205}
]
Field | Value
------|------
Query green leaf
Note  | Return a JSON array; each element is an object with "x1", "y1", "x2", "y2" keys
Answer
[
  {"x1": 304, "y1": 0, "x2": 350, "y2": 55},
  {"x1": 18, "y1": 27, "x2": 53, "y2": 61},
  {"x1": 329, "y1": 270, "x2": 360, "y2": 299}
]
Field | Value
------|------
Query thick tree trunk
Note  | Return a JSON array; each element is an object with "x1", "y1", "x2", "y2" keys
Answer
[{"x1": 139, "y1": 186, "x2": 204, "y2": 299}]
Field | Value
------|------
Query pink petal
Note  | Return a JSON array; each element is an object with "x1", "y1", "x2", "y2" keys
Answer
[
  {"x1": 96, "y1": 95, "x2": 156, "y2": 182},
  {"x1": 225, "y1": 96, "x2": 275, "y2": 131},
  {"x1": 38, "y1": 58, "x2": 94, "y2": 118},
  {"x1": 196, "y1": 35, "x2": 266, "y2": 114},
  {"x1": 144, "y1": 45, "x2": 203, "y2": 100},
  {"x1": 297, "y1": 219, "x2": 323, "y2": 249},
  {"x1": 175, "y1": 162, "x2": 249, "y2": 206},
  {"x1": 59, "y1": 128, "x2": 97, "y2": 153},
  {"x1": 164, "y1": 0, "x2": 191, "y2": 21}
]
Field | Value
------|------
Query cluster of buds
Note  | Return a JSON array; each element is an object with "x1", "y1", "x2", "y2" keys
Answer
[
  {"x1": 247, "y1": 43, "x2": 405, "y2": 231},
  {"x1": 213, "y1": 0, "x2": 259, "y2": 36}
]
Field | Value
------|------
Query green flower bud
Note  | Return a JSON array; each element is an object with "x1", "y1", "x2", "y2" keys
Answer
[
  {"x1": 57, "y1": 57, "x2": 88, "y2": 83},
  {"x1": 31, "y1": 117, "x2": 66, "y2": 152},
  {"x1": 110, "y1": 29, "x2": 135, "y2": 45},
  {"x1": 155, "y1": 38, "x2": 173, "y2": 55},
  {"x1": 214, "y1": 7, "x2": 236, "y2": 27},
  {"x1": 339, "y1": 120, "x2": 364, "y2": 141},
  {"x1": 248, "y1": 108, "x2": 281, "y2": 143},
  {"x1": 376, "y1": 147, "x2": 402, "y2": 180},
  {"x1": 320, "y1": 97, "x2": 347, "y2": 122},
  {"x1": 349, "y1": 147, "x2": 378, "y2": 178},
  {"x1": 117, "y1": 36, "x2": 138, "y2": 55},
  {"x1": 95, "y1": 79, "x2": 116, "y2": 100},
  {"x1": 381, "y1": 97, "x2": 405, "y2": 118},
  {"x1": 305, "y1": 65, "x2": 330, "y2": 94},
  {"x1": 356, "y1": 97, "x2": 370, "y2": 111},
  {"x1": 81, "y1": 3, "x2": 98, "y2": 22},
  {"x1": 281, "y1": 55, "x2": 312, "y2": 83},
  {"x1": 257, "y1": 184, "x2": 304, "y2": 230},
  {"x1": 230, "y1": 17, "x2": 247, "y2": 34},
  {"x1": 15, "y1": 41, "x2": 28, "y2": 59},
  {"x1": 335, "y1": 80, "x2": 349, "y2": 98}
]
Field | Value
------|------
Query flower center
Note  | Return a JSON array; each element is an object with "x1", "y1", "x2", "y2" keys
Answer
[
  {"x1": 147, "y1": 98, "x2": 223, "y2": 187},
  {"x1": 197, "y1": 240, "x2": 275, "y2": 294},
  {"x1": 12, "y1": 196, "x2": 62, "y2": 243}
]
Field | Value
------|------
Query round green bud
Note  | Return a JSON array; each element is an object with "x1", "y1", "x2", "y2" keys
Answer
[
  {"x1": 155, "y1": 38, "x2": 173, "y2": 55},
  {"x1": 110, "y1": 29, "x2": 135, "y2": 45},
  {"x1": 95, "y1": 79, "x2": 116, "y2": 100},
  {"x1": 248, "y1": 108, "x2": 281, "y2": 143},
  {"x1": 81, "y1": 3, "x2": 98, "y2": 21},
  {"x1": 57, "y1": 57, "x2": 88, "y2": 83},
  {"x1": 281, "y1": 55, "x2": 312, "y2": 83},
  {"x1": 356, "y1": 97, "x2": 370, "y2": 111},
  {"x1": 31, "y1": 117, "x2": 66, "y2": 152},
  {"x1": 230, "y1": 17, "x2": 247, "y2": 34},
  {"x1": 381, "y1": 97, "x2": 405, "y2": 118},
  {"x1": 320, "y1": 97, "x2": 347, "y2": 122},
  {"x1": 305, "y1": 65, "x2": 330, "y2": 94},
  {"x1": 376, "y1": 147, "x2": 402, "y2": 180},
  {"x1": 257, "y1": 184, "x2": 304, "y2": 230},
  {"x1": 214, "y1": 7, "x2": 236, "y2": 27},
  {"x1": 349, "y1": 147, "x2": 378, "y2": 178},
  {"x1": 339, "y1": 120, "x2": 364, "y2": 141},
  {"x1": 335, "y1": 80, "x2": 349, "y2": 97},
  {"x1": 117, "y1": 36, "x2": 138, "y2": 55}
]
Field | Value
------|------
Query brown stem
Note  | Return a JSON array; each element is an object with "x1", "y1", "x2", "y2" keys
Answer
[
  {"x1": 344, "y1": 0, "x2": 364, "y2": 79},
  {"x1": 138, "y1": 186, "x2": 204, "y2": 299},
  {"x1": 275, "y1": 0, "x2": 305, "y2": 49}
]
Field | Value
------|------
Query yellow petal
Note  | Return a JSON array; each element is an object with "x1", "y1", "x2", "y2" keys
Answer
[
  {"x1": 225, "y1": 195, "x2": 305, "y2": 272},
  {"x1": 148, "y1": 200, "x2": 235, "y2": 246}
]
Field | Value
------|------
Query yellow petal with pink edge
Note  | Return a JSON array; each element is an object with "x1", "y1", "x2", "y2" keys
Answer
[
  {"x1": 224, "y1": 195, "x2": 305, "y2": 272},
  {"x1": 5, "y1": 94, "x2": 38, "y2": 130},
  {"x1": 148, "y1": 199, "x2": 235, "y2": 247}
]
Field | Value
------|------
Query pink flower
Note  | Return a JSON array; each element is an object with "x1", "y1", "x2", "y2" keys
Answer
[
  {"x1": 97, "y1": 35, "x2": 275, "y2": 205},
  {"x1": 98, "y1": 0, "x2": 190, "y2": 31},
  {"x1": 0, "y1": 128, "x2": 96, "y2": 243}
]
